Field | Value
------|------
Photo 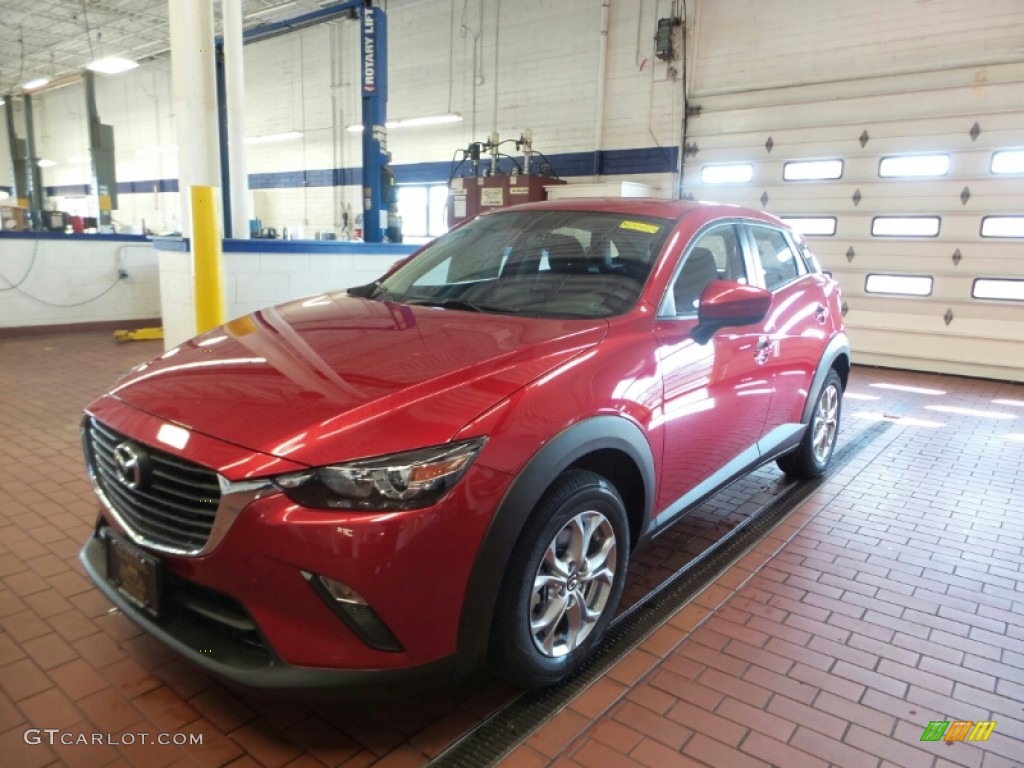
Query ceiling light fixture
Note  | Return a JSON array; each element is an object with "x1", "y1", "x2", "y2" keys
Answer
[
  {"x1": 37, "y1": 159, "x2": 57, "y2": 168},
  {"x1": 23, "y1": 78, "x2": 50, "y2": 91},
  {"x1": 86, "y1": 56, "x2": 139, "y2": 75},
  {"x1": 346, "y1": 113, "x2": 463, "y2": 133}
]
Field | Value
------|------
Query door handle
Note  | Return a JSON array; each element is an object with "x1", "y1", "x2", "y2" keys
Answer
[
  {"x1": 814, "y1": 304, "x2": 829, "y2": 324},
  {"x1": 755, "y1": 336, "x2": 772, "y2": 365}
]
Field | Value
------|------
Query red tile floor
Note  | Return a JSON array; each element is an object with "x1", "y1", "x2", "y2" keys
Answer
[{"x1": 1, "y1": 329, "x2": 1022, "y2": 768}]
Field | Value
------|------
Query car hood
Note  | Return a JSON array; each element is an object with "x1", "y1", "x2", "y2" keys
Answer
[{"x1": 106, "y1": 293, "x2": 606, "y2": 467}]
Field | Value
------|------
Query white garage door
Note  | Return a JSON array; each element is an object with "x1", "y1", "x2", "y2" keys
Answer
[{"x1": 680, "y1": 0, "x2": 1024, "y2": 382}]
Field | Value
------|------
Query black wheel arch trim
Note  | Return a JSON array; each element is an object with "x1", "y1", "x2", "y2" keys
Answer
[
  {"x1": 802, "y1": 334, "x2": 850, "y2": 424},
  {"x1": 454, "y1": 415, "x2": 656, "y2": 677}
]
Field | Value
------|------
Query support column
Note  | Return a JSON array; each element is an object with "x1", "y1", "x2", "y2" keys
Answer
[
  {"x1": 222, "y1": 0, "x2": 250, "y2": 239},
  {"x1": 360, "y1": 4, "x2": 388, "y2": 243},
  {"x1": 22, "y1": 94, "x2": 44, "y2": 230},
  {"x1": 4, "y1": 96, "x2": 29, "y2": 207},
  {"x1": 168, "y1": 0, "x2": 225, "y2": 341}
]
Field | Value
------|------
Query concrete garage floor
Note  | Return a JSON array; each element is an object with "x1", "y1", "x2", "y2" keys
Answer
[{"x1": 0, "y1": 329, "x2": 1022, "y2": 768}]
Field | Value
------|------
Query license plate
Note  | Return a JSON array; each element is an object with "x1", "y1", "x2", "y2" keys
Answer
[{"x1": 104, "y1": 531, "x2": 162, "y2": 617}]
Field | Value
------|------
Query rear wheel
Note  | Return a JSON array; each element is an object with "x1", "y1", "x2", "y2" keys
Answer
[
  {"x1": 491, "y1": 469, "x2": 629, "y2": 688},
  {"x1": 777, "y1": 369, "x2": 843, "y2": 479}
]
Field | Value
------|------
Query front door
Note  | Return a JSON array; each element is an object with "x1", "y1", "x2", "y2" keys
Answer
[{"x1": 653, "y1": 223, "x2": 773, "y2": 518}]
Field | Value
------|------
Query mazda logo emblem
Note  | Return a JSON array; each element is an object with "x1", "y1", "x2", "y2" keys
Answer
[{"x1": 113, "y1": 442, "x2": 147, "y2": 489}]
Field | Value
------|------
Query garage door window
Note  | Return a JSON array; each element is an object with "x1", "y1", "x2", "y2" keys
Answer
[
  {"x1": 780, "y1": 217, "x2": 837, "y2": 237},
  {"x1": 872, "y1": 217, "x2": 941, "y2": 237},
  {"x1": 879, "y1": 154, "x2": 950, "y2": 178},
  {"x1": 973, "y1": 278, "x2": 1024, "y2": 301},
  {"x1": 865, "y1": 274, "x2": 933, "y2": 296},
  {"x1": 783, "y1": 159, "x2": 844, "y2": 181},
  {"x1": 701, "y1": 164, "x2": 753, "y2": 184},
  {"x1": 991, "y1": 150, "x2": 1024, "y2": 175},
  {"x1": 980, "y1": 216, "x2": 1024, "y2": 238}
]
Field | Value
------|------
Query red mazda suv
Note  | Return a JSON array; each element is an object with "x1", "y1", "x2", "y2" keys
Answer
[{"x1": 80, "y1": 199, "x2": 849, "y2": 691}]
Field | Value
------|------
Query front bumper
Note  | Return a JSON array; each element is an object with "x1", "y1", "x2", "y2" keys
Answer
[
  {"x1": 79, "y1": 533, "x2": 456, "y2": 695},
  {"x1": 80, "y1": 456, "x2": 513, "y2": 691}
]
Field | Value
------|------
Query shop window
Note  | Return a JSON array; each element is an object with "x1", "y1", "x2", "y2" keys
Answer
[{"x1": 397, "y1": 184, "x2": 450, "y2": 240}]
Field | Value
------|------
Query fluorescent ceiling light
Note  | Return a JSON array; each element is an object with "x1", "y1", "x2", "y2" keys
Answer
[
  {"x1": 347, "y1": 113, "x2": 463, "y2": 132},
  {"x1": 23, "y1": 78, "x2": 50, "y2": 90},
  {"x1": 245, "y1": 131, "x2": 303, "y2": 144},
  {"x1": 86, "y1": 56, "x2": 139, "y2": 75},
  {"x1": 37, "y1": 159, "x2": 57, "y2": 168}
]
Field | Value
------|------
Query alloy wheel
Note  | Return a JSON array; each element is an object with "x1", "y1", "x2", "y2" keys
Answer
[{"x1": 529, "y1": 510, "x2": 617, "y2": 658}]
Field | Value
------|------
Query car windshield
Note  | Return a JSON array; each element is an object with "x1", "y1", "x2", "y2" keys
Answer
[{"x1": 367, "y1": 209, "x2": 674, "y2": 318}]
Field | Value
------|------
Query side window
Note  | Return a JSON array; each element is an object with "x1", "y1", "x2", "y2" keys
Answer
[
  {"x1": 662, "y1": 225, "x2": 746, "y2": 316},
  {"x1": 751, "y1": 226, "x2": 803, "y2": 290}
]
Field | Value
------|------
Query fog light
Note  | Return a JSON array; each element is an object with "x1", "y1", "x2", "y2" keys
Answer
[
  {"x1": 302, "y1": 571, "x2": 403, "y2": 653},
  {"x1": 313, "y1": 573, "x2": 368, "y2": 605}
]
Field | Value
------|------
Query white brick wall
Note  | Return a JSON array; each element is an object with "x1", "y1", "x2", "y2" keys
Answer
[{"x1": 0, "y1": 239, "x2": 160, "y2": 327}]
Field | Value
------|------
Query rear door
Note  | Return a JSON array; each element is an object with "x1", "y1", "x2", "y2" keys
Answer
[{"x1": 743, "y1": 223, "x2": 831, "y2": 440}]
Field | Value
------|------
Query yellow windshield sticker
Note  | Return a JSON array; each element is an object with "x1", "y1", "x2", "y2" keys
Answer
[{"x1": 620, "y1": 220, "x2": 660, "y2": 234}]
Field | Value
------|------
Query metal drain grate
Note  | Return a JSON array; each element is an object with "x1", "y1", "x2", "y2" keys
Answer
[{"x1": 431, "y1": 420, "x2": 894, "y2": 767}]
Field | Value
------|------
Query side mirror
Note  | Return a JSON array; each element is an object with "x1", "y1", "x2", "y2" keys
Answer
[{"x1": 696, "y1": 281, "x2": 771, "y2": 334}]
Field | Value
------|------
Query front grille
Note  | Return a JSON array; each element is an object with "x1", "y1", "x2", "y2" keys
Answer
[{"x1": 85, "y1": 417, "x2": 221, "y2": 552}]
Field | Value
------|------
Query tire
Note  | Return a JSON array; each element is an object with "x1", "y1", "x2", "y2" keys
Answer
[
  {"x1": 777, "y1": 368, "x2": 843, "y2": 479},
  {"x1": 490, "y1": 469, "x2": 630, "y2": 688}
]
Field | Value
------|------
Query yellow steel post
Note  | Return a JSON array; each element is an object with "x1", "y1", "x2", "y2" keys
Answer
[{"x1": 191, "y1": 185, "x2": 226, "y2": 334}]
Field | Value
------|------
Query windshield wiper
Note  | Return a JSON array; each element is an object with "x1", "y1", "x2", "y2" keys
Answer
[
  {"x1": 405, "y1": 298, "x2": 518, "y2": 314},
  {"x1": 371, "y1": 281, "x2": 398, "y2": 302},
  {"x1": 346, "y1": 280, "x2": 397, "y2": 302}
]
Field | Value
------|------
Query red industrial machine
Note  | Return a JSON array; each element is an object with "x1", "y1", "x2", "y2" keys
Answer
[{"x1": 447, "y1": 131, "x2": 565, "y2": 228}]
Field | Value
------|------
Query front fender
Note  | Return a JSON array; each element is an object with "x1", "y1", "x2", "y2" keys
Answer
[{"x1": 454, "y1": 415, "x2": 656, "y2": 676}]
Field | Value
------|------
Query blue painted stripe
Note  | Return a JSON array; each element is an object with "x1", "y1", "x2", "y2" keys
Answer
[
  {"x1": 152, "y1": 236, "x2": 419, "y2": 255},
  {"x1": 222, "y1": 238, "x2": 417, "y2": 255},
  {"x1": 0, "y1": 231, "x2": 149, "y2": 243},
  {"x1": 45, "y1": 145, "x2": 679, "y2": 197}
]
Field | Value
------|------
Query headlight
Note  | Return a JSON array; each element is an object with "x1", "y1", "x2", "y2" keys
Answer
[{"x1": 273, "y1": 438, "x2": 486, "y2": 510}]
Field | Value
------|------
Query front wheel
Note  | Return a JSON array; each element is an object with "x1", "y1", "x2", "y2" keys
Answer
[
  {"x1": 777, "y1": 368, "x2": 843, "y2": 479},
  {"x1": 491, "y1": 469, "x2": 629, "y2": 688}
]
